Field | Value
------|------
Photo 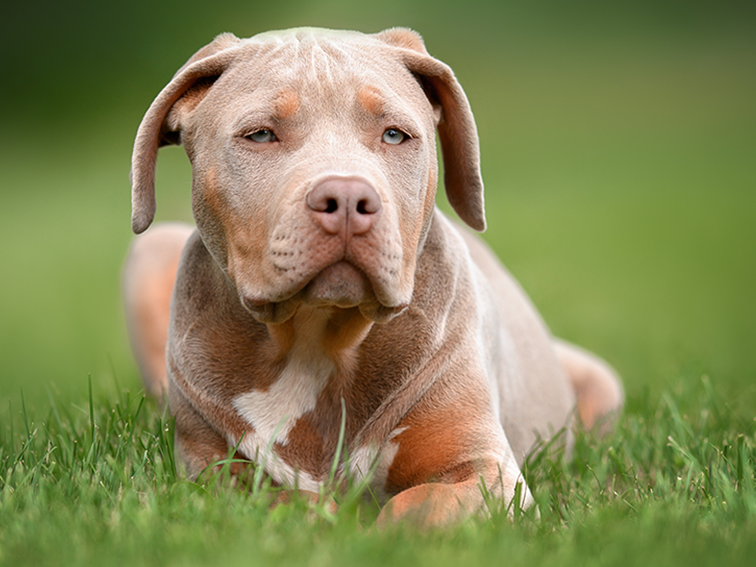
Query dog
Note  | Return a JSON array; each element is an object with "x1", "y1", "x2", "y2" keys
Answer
[{"x1": 123, "y1": 27, "x2": 623, "y2": 527}]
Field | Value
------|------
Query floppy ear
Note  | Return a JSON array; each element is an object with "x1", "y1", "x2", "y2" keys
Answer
[
  {"x1": 375, "y1": 28, "x2": 486, "y2": 232},
  {"x1": 130, "y1": 33, "x2": 242, "y2": 234}
]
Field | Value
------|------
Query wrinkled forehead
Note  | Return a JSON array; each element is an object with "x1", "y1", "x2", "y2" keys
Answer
[
  {"x1": 244, "y1": 28, "x2": 395, "y2": 74},
  {"x1": 225, "y1": 29, "x2": 426, "y2": 104}
]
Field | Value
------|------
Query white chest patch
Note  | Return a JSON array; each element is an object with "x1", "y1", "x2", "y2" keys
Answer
[
  {"x1": 230, "y1": 315, "x2": 335, "y2": 490},
  {"x1": 232, "y1": 353, "x2": 334, "y2": 445}
]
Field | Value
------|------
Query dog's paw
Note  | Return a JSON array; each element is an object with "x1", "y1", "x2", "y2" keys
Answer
[{"x1": 375, "y1": 484, "x2": 470, "y2": 530}]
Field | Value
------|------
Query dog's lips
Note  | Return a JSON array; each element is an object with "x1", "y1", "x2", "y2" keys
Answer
[{"x1": 240, "y1": 259, "x2": 407, "y2": 324}]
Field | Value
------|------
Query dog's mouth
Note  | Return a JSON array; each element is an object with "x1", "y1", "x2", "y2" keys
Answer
[
  {"x1": 301, "y1": 261, "x2": 370, "y2": 308},
  {"x1": 240, "y1": 260, "x2": 407, "y2": 325}
]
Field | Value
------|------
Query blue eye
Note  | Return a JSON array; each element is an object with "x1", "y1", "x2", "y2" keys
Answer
[
  {"x1": 247, "y1": 129, "x2": 277, "y2": 143},
  {"x1": 382, "y1": 128, "x2": 407, "y2": 145}
]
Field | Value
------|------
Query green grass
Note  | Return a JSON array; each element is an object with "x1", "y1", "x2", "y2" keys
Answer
[
  {"x1": 1, "y1": 377, "x2": 755, "y2": 566},
  {"x1": 2, "y1": 1, "x2": 756, "y2": 565}
]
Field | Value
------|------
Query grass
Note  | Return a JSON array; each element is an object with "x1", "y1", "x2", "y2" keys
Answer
[
  {"x1": 2, "y1": 1, "x2": 756, "y2": 565},
  {"x1": 1, "y1": 376, "x2": 755, "y2": 566}
]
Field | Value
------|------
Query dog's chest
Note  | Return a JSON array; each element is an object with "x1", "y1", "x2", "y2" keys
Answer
[
  {"x1": 233, "y1": 353, "x2": 333, "y2": 445},
  {"x1": 230, "y1": 344, "x2": 335, "y2": 489},
  {"x1": 226, "y1": 337, "x2": 402, "y2": 495}
]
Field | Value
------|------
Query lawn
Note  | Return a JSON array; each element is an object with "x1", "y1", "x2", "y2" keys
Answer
[{"x1": 1, "y1": 1, "x2": 755, "y2": 565}]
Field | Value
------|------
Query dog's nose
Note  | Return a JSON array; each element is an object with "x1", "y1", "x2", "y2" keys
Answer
[{"x1": 306, "y1": 178, "x2": 381, "y2": 236}]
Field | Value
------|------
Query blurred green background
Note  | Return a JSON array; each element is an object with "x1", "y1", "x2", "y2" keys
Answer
[{"x1": 1, "y1": 0, "x2": 754, "y2": 415}]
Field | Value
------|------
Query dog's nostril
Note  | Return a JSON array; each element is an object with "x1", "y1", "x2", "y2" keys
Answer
[{"x1": 306, "y1": 178, "x2": 381, "y2": 235}]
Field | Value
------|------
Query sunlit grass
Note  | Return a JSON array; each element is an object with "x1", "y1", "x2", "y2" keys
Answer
[{"x1": 1, "y1": 376, "x2": 755, "y2": 566}]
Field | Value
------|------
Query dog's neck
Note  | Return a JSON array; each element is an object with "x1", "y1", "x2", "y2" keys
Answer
[{"x1": 266, "y1": 305, "x2": 374, "y2": 373}]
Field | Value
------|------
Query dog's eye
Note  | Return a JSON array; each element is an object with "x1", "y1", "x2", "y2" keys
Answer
[
  {"x1": 382, "y1": 128, "x2": 407, "y2": 145},
  {"x1": 247, "y1": 129, "x2": 277, "y2": 143}
]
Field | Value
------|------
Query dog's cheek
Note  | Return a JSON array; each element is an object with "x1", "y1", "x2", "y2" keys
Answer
[
  {"x1": 190, "y1": 168, "x2": 233, "y2": 268},
  {"x1": 394, "y1": 147, "x2": 438, "y2": 293},
  {"x1": 419, "y1": 155, "x2": 439, "y2": 243}
]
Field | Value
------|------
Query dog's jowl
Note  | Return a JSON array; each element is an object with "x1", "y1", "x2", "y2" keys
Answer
[{"x1": 123, "y1": 27, "x2": 623, "y2": 527}]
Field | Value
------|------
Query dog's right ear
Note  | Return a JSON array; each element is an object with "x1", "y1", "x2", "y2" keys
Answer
[
  {"x1": 375, "y1": 28, "x2": 486, "y2": 232},
  {"x1": 131, "y1": 33, "x2": 241, "y2": 234}
]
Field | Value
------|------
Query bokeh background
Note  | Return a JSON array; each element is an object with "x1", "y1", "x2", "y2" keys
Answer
[{"x1": 2, "y1": 0, "x2": 754, "y2": 416}]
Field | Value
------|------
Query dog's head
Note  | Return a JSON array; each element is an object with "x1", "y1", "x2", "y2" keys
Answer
[{"x1": 131, "y1": 28, "x2": 484, "y2": 324}]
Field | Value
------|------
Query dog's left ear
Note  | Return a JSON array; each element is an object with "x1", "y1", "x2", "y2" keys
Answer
[
  {"x1": 130, "y1": 33, "x2": 242, "y2": 234},
  {"x1": 375, "y1": 28, "x2": 486, "y2": 232}
]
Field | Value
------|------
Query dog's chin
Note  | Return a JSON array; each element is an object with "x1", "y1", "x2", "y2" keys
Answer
[
  {"x1": 302, "y1": 261, "x2": 370, "y2": 308},
  {"x1": 242, "y1": 261, "x2": 408, "y2": 325}
]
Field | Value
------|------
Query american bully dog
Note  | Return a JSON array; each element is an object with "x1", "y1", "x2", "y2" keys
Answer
[{"x1": 123, "y1": 27, "x2": 623, "y2": 527}]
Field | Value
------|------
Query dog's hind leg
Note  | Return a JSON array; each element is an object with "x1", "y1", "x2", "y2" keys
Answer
[
  {"x1": 554, "y1": 339, "x2": 624, "y2": 434},
  {"x1": 123, "y1": 222, "x2": 194, "y2": 399}
]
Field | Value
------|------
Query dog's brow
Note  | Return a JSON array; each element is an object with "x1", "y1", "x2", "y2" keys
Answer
[
  {"x1": 357, "y1": 85, "x2": 385, "y2": 116},
  {"x1": 273, "y1": 89, "x2": 300, "y2": 120}
]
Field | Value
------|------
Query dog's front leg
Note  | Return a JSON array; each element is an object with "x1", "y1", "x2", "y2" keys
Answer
[
  {"x1": 369, "y1": 383, "x2": 534, "y2": 529},
  {"x1": 170, "y1": 382, "x2": 253, "y2": 483}
]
